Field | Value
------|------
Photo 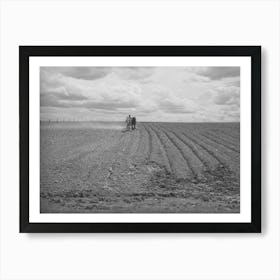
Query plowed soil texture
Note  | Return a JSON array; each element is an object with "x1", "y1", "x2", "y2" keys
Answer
[{"x1": 40, "y1": 122, "x2": 240, "y2": 213}]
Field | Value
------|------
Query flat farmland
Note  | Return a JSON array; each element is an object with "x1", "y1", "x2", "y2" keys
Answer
[{"x1": 40, "y1": 122, "x2": 240, "y2": 213}]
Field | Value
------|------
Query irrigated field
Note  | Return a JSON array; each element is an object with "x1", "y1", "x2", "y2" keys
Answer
[{"x1": 40, "y1": 122, "x2": 240, "y2": 213}]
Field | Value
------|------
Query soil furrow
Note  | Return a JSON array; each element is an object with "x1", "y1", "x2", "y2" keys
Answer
[
  {"x1": 195, "y1": 131, "x2": 239, "y2": 159},
  {"x1": 147, "y1": 124, "x2": 184, "y2": 176},
  {"x1": 157, "y1": 123, "x2": 210, "y2": 169},
  {"x1": 135, "y1": 124, "x2": 150, "y2": 162},
  {"x1": 142, "y1": 123, "x2": 153, "y2": 161},
  {"x1": 144, "y1": 124, "x2": 172, "y2": 173},
  {"x1": 182, "y1": 132, "x2": 225, "y2": 166},
  {"x1": 171, "y1": 131, "x2": 210, "y2": 169},
  {"x1": 149, "y1": 124, "x2": 193, "y2": 178},
  {"x1": 161, "y1": 130, "x2": 195, "y2": 175},
  {"x1": 204, "y1": 131, "x2": 239, "y2": 147},
  {"x1": 146, "y1": 124, "x2": 174, "y2": 173},
  {"x1": 184, "y1": 131, "x2": 240, "y2": 176},
  {"x1": 135, "y1": 125, "x2": 144, "y2": 155},
  {"x1": 201, "y1": 133, "x2": 239, "y2": 153}
]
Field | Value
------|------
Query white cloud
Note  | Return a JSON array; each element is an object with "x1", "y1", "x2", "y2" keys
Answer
[
  {"x1": 187, "y1": 67, "x2": 240, "y2": 80},
  {"x1": 42, "y1": 67, "x2": 112, "y2": 80},
  {"x1": 40, "y1": 67, "x2": 240, "y2": 122},
  {"x1": 212, "y1": 86, "x2": 240, "y2": 106}
]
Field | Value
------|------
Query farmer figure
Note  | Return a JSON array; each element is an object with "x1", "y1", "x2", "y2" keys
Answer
[
  {"x1": 131, "y1": 116, "x2": 136, "y2": 130},
  {"x1": 125, "y1": 115, "x2": 132, "y2": 130}
]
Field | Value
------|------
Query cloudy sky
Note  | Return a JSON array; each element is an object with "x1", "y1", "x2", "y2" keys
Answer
[{"x1": 40, "y1": 66, "x2": 240, "y2": 122}]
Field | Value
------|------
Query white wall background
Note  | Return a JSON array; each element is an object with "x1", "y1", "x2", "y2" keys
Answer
[{"x1": 0, "y1": 0, "x2": 279, "y2": 279}]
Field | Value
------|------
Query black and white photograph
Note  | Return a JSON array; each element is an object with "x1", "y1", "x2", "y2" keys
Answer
[
  {"x1": 40, "y1": 65, "x2": 240, "y2": 213},
  {"x1": 19, "y1": 46, "x2": 261, "y2": 232}
]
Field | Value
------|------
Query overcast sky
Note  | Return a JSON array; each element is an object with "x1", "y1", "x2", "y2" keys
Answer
[{"x1": 40, "y1": 66, "x2": 240, "y2": 122}]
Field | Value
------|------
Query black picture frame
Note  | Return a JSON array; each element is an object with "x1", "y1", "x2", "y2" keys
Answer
[{"x1": 20, "y1": 46, "x2": 261, "y2": 233}]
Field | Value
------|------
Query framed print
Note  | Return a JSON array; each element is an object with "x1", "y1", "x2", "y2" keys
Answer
[{"x1": 20, "y1": 46, "x2": 261, "y2": 233}]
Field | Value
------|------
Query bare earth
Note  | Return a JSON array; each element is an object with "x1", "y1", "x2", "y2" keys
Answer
[{"x1": 40, "y1": 122, "x2": 240, "y2": 213}]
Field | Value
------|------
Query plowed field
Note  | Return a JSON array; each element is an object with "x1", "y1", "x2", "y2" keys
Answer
[{"x1": 40, "y1": 122, "x2": 240, "y2": 213}]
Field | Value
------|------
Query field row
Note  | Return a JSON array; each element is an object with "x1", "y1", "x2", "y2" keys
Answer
[{"x1": 136, "y1": 123, "x2": 240, "y2": 180}]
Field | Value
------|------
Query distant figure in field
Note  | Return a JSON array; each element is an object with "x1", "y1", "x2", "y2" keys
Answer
[
  {"x1": 131, "y1": 116, "x2": 136, "y2": 130},
  {"x1": 125, "y1": 115, "x2": 132, "y2": 130}
]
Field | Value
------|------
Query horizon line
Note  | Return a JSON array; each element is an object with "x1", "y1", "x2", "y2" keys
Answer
[{"x1": 40, "y1": 120, "x2": 240, "y2": 123}]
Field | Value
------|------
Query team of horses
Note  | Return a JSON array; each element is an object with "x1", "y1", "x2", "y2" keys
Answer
[{"x1": 125, "y1": 115, "x2": 136, "y2": 130}]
